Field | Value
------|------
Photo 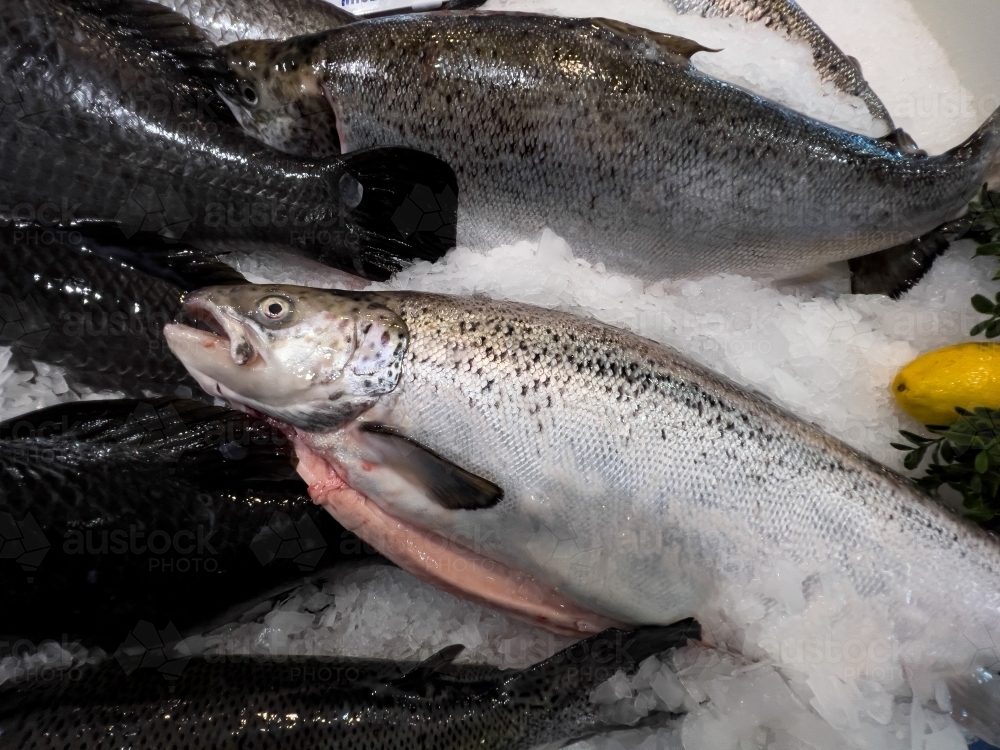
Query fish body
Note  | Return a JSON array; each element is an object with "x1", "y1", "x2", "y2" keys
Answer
[
  {"x1": 167, "y1": 286, "x2": 1000, "y2": 740},
  {"x1": 0, "y1": 229, "x2": 201, "y2": 398},
  {"x1": 668, "y1": 0, "x2": 894, "y2": 130},
  {"x1": 0, "y1": 399, "x2": 367, "y2": 650},
  {"x1": 219, "y1": 13, "x2": 1000, "y2": 281},
  {"x1": 0, "y1": 0, "x2": 458, "y2": 280},
  {"x1": 0, "y1": 624, "x2": 695, "y2": 750}
]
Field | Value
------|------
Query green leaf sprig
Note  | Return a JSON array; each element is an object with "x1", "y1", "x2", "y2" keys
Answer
[
  {"x1": 893, "y1": 407, "x2": 1000, "y2": 523},
  {"x1": 957, "y1": 186, "x2": 1000, "y2": 337}
]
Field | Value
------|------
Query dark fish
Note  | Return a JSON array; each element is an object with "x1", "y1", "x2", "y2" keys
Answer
[
  {"x1": 0, "y1": 623, "x2": 698, "y2": 750},
  {"x1": 0, "y1": 0, "x2": 458, "y2": 281},
  {"x1": 217, "y1": 13, "x2": 1000, "y2": 291},
  {"x1": 0, "y1": 228, "x2": 240, "y2": 398},
  {"x1": 0, "y1": 398, "x2": 375, "y2": 651}
]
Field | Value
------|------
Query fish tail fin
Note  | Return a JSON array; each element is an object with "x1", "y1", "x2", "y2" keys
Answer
[
  {"x1": 506, "y1": 622, "x2": 699, "y2": 741},
  {"x1": 947, "y1": 669, "x2": 1000, "y2": 745},
  {"x1": 955, "y1": 106, "x2": 1000, "y2": 191},
  {"x1": 0, "y1": 398, "x2": 298, "y2": 484},
  {"x1": 849, "y1": 227, "x2": 952, "y2": 298},
  {"x1": 334, "y1": 147, "x2": 458, "y2": 281}
]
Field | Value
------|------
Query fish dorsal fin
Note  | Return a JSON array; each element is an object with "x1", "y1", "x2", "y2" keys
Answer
[
  {"x1": 358, "y1": 423, "x2": 504, "y2": 511},
  {"x1": 876, "y1": 127, "x2": 927, "y2": 157},
  {"x1": 592, "y1": 18, "x2": 717, "y2": 61},
  {"x1": 67, "y1": 0, "x2": 232, "y2": 76}
]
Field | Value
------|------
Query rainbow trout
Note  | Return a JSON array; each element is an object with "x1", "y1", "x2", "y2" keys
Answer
[{"x1": 215, "y1": 13, "x2": 999, "y2": 286}]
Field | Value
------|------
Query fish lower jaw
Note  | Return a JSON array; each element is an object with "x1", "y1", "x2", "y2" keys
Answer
[{"x1": 292, "y1": 439, "x2": 630, "y2": 637}]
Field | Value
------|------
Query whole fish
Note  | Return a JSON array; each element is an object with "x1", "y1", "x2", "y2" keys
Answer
[
  {"x1": 0, "y1": 0, "x2": 458, "y2": 281},
  {"x1": 167, "y1": 285, "x2": 1000, "y2": 742},
  {"x1": 0, "y1": 398, "x2": 372, "y2": 651},
  {"x1": 668, "y1": 0, "x2": 896, "y2": 133},
  {"x1": 216, "y1": 13, "x2": 999, "y2": 288},
  {"x1": 0, "y1": 227, "x2": 245, "y2": 398},
  {"x1": 0, "y1": 624, "x2": 696, "y2": 750}
]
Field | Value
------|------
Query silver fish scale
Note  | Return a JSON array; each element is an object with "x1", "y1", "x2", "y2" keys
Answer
[{"x1": 360, "y1": 292, "x2": 1000, "y2": 631}]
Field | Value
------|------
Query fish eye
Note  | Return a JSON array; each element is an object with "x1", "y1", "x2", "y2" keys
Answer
[
  {"x1": 258, "y1": 296, "x2": 292, "y2": 321},
  {"x1": 242, "y1": 83, "x2": 258, "y2": 105}
]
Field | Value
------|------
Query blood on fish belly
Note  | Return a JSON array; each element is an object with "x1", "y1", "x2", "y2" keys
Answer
[{"x1": 294, "y1": 439, "x2": 628, "y2": 636}]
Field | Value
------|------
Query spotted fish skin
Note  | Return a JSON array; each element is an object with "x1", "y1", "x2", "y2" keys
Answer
[
  {"x1": 0, "y1": 626, "x2": 693, "y2": 750},
  {"x1": 669, "y1": 0, "x2": 893, "y2": 129},
  {"x1": 220, "y1": 13, "x2": 1000, "y2": 281}
]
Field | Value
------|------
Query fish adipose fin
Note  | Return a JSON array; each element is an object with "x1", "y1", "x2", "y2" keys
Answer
[
  {"x1": 359, "y1": 423, "x2": 504, "y2": 510},
  {"x1": 339, "y1": 148, "x2": 459, "y2": 279},
  {"x1": 849, "y1": 229, "x2": 952, "y2": 298},
  {"x1": 392, "y1": 644, "x2": 467, "y2": 690},
  {"x1": 876, "y1": 128, "x2": 927, "y2": 157},
  {"x1": 592, "y1": 18, "x2": 717, "y2": 61}
]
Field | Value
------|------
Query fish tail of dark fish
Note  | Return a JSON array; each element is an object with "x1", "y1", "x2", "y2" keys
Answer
[
  {"x1": 849, "y1": 228, "x2": 951, "y2": 298},
  {"x1": 511, "y1": 622, "x2": 699, "y2": 703},
  {"x1": 335, "y1": 147, "x2": 459, "y2": 279},
  {"x1": 502, "y1": 623, "x2": 698, "y2": 747}
]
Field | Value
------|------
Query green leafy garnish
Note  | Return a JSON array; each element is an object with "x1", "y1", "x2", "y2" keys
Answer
[
  {"x1": 893, "y1": 407, "x2": 1000, "y2": 523},
  {"x1": 956, "y1": 186, "x2": 1000, "y2": 337}
]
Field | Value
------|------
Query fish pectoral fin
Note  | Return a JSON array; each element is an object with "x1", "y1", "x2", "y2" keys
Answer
[
  {"x1": 592, "y1": 18, "x2": 718, "y2": 60},
  {"x1": 335, "y1": 148, "x2": 458, "y2": 280},
  {"x1": 849, "y1": 229, "x2": 952, "y2": 298},
  {"x1": 947, "y1": 669, "x2": 1000, "y2": 745},
  {"x1": 358, "y1": 423, "x2": 504, "y2": 511}
]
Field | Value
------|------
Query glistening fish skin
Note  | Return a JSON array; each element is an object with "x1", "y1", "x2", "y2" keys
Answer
[
  {"x1": 0, "y1": 625, "x2": 695, "y2": 750},
  {"x1": 0, "y1": 229, "x2": 198, "y2": 398},
  {"x1": 0, "y1": 0, "x2": 458, "y2": 280},
  {"x1": 669, "y1": 0, "x2": 894, "y2": 129},
  {"x1": 219, "y1": 13, "x2": 1000, "y2": 280},
  {"x1": 152, "y1": 0, "x2": 355, "y2": 44},
  {"x1": 166, "y1": 286, "x2": 1000, "y2": 740},
  {"x1": 147, "y1": 0, "x2": 487, "y2": 44},
  {"x1": 0, "y1": 398, "x2": 365, "y2": 651}
]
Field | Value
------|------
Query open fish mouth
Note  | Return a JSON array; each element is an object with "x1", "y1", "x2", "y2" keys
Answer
[
  {"x1": 291, "y1": 435, "x2": 632, "y2": 638},
  {"x1": 171, "y1": 298, "x2": 260, "y2": 368}
]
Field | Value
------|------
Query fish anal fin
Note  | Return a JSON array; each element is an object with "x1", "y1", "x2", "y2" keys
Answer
[
  {"x1": 849, "y1": 230, "x2": 952, "y2": 298},
  {"x1": 358, "y1": 423, "x2": 503, "y2": 511},
  {"x1": 592, "y1": 18, "x2": 717, "y2": 61}
]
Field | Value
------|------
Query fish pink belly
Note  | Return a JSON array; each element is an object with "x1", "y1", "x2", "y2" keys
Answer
[{"x1": 294, "y1": 441, "x2": 630, "y2": 637}]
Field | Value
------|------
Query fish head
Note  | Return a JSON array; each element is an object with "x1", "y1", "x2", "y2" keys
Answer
[
  {"x1": 217, "y1": 38, "x2": 339, "y2": 157},
  {"x1": 164, "y1": 285, "x2": 407, "y2": 431}
]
